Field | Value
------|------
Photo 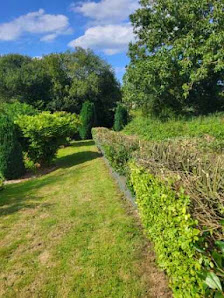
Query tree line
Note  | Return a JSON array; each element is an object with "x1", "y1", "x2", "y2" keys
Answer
[{"x1": 0, "y1": 47, "x2": 121, "y2": 128}]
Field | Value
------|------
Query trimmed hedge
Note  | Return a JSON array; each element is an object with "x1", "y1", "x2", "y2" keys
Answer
[
  {"x1": 0, "y1": 115, "x2": 25, "y2": 179},
  {"x1": 92, "y1": 127, "x2": 224, "y2": 297},
  {"x1": 114, "y1": 104, "x2": 128, "y2": 132},
  {"x1": 79, "y1": 101, "x2": 96, "y2": 140}
]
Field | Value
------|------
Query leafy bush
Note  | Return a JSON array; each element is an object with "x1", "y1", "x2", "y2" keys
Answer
[
  {"x1": 92, "y1": 127, "x2": 224, "y2": 297},
  {"x1": 1, "y1": 102, "x2": 38, "y2": 120},
  {"x1": 79, "y1": 101, "x2": 96, "y2": 140},
  {"x1": 0, "y1": 115, "x2": 25, "y2": 179},
  {"x1": 114, "y1": 105, "x2": 128, "y2": 132},
  {"x1": 16, "y1": 112, "x2": 80, "y2": 166}
]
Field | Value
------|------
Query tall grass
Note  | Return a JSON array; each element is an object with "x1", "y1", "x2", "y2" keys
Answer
[{"x1": 123, "y1": 113, "x2": 224, "y2": 141}]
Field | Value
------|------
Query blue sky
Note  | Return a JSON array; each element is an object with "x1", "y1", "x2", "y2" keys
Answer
[{"x1": 0, "y1": 0, "x2": 139, "y2": 82}]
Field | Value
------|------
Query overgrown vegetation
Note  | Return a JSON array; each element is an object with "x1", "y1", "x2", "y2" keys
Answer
[
  {"x1": 92, "y1": 127, "x2": 224, "y2": 297},
  {"x1": 79, "y1": 101, "x2": 96, "y2": 140},
  {"x1": 123, "y1": 113, "x2": 224, "y2": 152}
]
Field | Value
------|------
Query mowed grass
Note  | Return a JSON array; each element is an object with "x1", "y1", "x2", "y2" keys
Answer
[{"x1": 0, "y1": 141, "x2": 169, "y2": 297}]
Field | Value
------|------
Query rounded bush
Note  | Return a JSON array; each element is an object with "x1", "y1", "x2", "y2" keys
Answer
[
  {"x1": 114, "y1": 105, "x2": 128, "y2": 132},
  {"x1": 79, "y1": 101, "x2": 96, "y2": 140},
  {"x1": 0, "y1": 115, "x2": 25, "y2": 179}
]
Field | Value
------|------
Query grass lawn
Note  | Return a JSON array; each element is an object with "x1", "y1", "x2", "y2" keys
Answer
[{"x1": 0, "y1": 141, "x2": 170, "y2": 297}]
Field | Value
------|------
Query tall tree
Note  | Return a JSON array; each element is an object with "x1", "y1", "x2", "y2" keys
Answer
[{"x1": 124, "y1": 0, "x2": 224, "y2": 117}]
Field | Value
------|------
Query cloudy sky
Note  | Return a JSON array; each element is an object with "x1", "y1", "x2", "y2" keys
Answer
[{"x1": 0, "y1": 0, "x2": 139, "y2": 81}]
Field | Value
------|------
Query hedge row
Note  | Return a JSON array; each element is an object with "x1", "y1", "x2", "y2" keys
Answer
[{"x1": 92, "y1": 127, "x2": 224, "y2": 297}]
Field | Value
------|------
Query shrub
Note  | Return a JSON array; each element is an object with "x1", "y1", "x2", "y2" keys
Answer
[
  {"x1": 1, "y1": 102, "x2": 38, "y2": 120},
  {"x1": 92, "y1": 127, "x2": 224, "y2": 297},
  {"x1": 0, "y1": 115, "x2": 25, "y2": 179},
  {"x1": 114, "y1": 104, "x2": 128, "y2": 132},
  {"x1": 0, "y1": 173, "x2": 4, "y2": 190},
  {"x1": 79, "y1": 101, "x2": 96, "y2": 140},
  {"x1": 16, "y1": 112, "x2": 80, "y2": 166}
]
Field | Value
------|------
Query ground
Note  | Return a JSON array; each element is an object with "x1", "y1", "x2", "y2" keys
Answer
[{"x1": 0, "y1": 141, "x2": 170, "y2": 297}]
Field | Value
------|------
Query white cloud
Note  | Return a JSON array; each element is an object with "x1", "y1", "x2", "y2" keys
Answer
[
  {"x1": 71, "y1": 0, "x2": 139, "y2": 24},
  {"x1": 68, "y1": 24, "x2": 134, "y2": 55},
  {"x1": 0, "y1": 9, "x2": 72, "y2": 42}
]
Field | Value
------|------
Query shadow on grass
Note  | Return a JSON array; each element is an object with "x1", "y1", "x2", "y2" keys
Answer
[
  {"x1": 0, "y1": 140, "x2": 101, "y2": 217},
  {"x1": 70, "y1": 140, "x2": 95, "y2": 147},
  {"x1": 56, "y1": 151, "x2": 102, "y2": 169}
]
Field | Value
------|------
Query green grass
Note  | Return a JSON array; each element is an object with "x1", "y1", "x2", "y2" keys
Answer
[
  {"x1": 0, "y1": 141, "x2": 169, "y2": 297},
  {"x1": 123, "y1": 114, "x2": 224, "y2": 142}
]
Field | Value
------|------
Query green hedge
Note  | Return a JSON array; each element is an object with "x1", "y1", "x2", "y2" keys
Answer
[
  {"x1": 0, "y1": 115, "x2": 25, "y2": 179},
  {"x1": 114, "y1": 104, "x2": 128, "y2": 132},
  {"x1": 79, "y1": 101, "x2": 96, "y2": 140},
  {"x1": 92, "y1": 127, "x2": 224, "y2": 297}
]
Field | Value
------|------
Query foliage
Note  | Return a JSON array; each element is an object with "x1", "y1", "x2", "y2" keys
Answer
[
  {"x1": 1, "y1": 102, "x2": 38, "y2": 120},
  {"x1": 0, "y1": 54, "x2": 52, "y2": 108},
  {"x1": 0, "y1": 173, "x2": 4, "y2": 191},
  {"x1": 79, "y1": 101, "x2": 96, "y2": 140},
  {"x1": 0, "y1": 114, "x2": 25, "y2": 179},
  {"x1": 0, "y1": 49, "x2": 121, "y2": 127},
  {"x1": 129, "y1": 163, "x2": 204, "y2": 297},
  {"x1": 123, "y1": 114, "x2": 224, "y2": 152},
  {"x1": 92, "y1": 128, "x2": 139, "y2": 175},
  {"x1": 124, "y1": 0, "x2": 224, "y2": 117},
  {"x1": 92, "y1": 127, "x2": 224, "y2": 297},
  {"x1": 16, "y1": 112, "x2": 80, "y2": 166},
  {"x1": 114, "y1": 104, "x2": 128, "y2": 132}
]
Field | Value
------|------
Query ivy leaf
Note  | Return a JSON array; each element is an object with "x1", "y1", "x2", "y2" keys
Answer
[{"x1": 205, "y1": 272, "x2": 222, "y2": 292}]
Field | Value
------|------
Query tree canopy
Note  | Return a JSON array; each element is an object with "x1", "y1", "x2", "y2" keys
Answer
[
  {"x1": 123, "y1": 0, "x2": 224, "y2": 118},
  {"x1": 0, "y1": 48, "x2": 121, "y2": 127}
]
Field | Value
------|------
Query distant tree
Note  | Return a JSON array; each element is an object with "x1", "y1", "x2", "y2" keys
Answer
[
  {"x1": 0, "y1": 54, "x2": 52, "y2": 108},
  {"x1": 79, "y1": 101, "x2": 96, "y2": 140},
  {"x1": 0, "y1": 115, "x2": 25, "y2": 179},
  {"x1": 0, "y1": 49, "x2": 121, "y2": 126},
  {"x1": 64, "y1": 48, "x2": 121, "y2": 127},
  {"x1": 124, "y1": 0, "x2": 224, "y2": 117},
  {"x1": 114, "y1": 105, "x2": 128, "y2": 131}
]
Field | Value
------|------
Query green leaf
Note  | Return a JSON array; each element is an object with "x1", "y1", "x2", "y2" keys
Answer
[
  {"x1": 216, "y1": 241, "x2": 224, "y2": 254},
  {"x1": 212, "y1": 251, "x2": 224, "y2": 269},
  {"x1": 205, "y1": 272, "x2": 222, "y2": 292},
  {"x1": 214, "y1": 292, "x2": 224, "y2": 298}
]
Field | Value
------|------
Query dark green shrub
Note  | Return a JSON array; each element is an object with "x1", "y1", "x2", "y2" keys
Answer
[
  {"x1": 114, "y1": 105, "x2": 128, "y2": 131},
  {"x1": 0, "y1": 115, "x2": 25, "y2": 179},
  {"x1": 79, "y1": 101, "x2": 96, "y2": 140},
  {"x1": 0, "y1": 173, "x2": 4, "y2": 190},
  {"x1": 16, "y1": 112, "x2": 80, "y2": 166}
]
